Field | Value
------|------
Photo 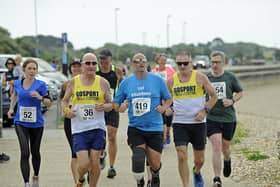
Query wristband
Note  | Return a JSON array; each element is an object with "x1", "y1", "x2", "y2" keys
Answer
[
  {"x1": 64, "y1": 107, "x2": 71, "y2": 117},
  {"x1": 204, "y1": 107, "x2": 209, "y2": 114}
]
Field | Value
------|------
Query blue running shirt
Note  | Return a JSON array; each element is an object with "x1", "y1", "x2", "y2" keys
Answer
[
  {"x1": 113, "y1": 73, "x2": 171, "y2": 132},
  {"x1": 14, "y1": 79, "x2": 48, "y2": 128}
]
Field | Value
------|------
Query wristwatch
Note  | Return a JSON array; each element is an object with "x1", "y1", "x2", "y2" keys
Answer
[{"x1": 204, "y1": 107, "x2": 209, "y2": 114}]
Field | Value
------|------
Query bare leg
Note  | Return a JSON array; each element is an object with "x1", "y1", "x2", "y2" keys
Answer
[
  {"x1": 107, "y1": 126, "x2": 118, "y2": 167},
  {"x1": 175, "y1": 145, "x2": 190, "y2": 187},
  {"x1": 209, "y1": 133, "x2": 222, "y2": 177},
  {"x1": 76, "y1": 151, "x2": 90, "y2": 183},
  {"x1": 89, "y1": 150, "x2": 102, "y2": 187},
  {"x1": 193, "y1": 149, "x2": 205, "y2": 173},
  {"x1": 222, "y1": 138, "x2": 231, "y2": 160},
  {"x1": 71, "y1": 158, "x2": 79, "y2": 183}
]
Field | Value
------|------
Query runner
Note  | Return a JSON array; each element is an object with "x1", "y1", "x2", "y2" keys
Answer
[
  {"x1": 206, "y1": 51, "x2": 243, "y2": 187},
  {"x1": 151, "y1": 53, "x2": 175, "y2": 147},
  {"x1": 7, "y1": 58, "x2": 52, "y2": 187},
  {"x1": 61, "y1": 53, "x2": 112, "y2": 187},
  {"x1": 60, "y1": 59, "x2": 81, "y2": 184},
  {"x1": 166, "y1": 53, "x2": 217, "y2": 187},
  {"x1": 113, "y1": 53, "x2": 172, "y2": 187},
  {"x1": 96, "y1": 49, "x2": 123, "y2": 178}
]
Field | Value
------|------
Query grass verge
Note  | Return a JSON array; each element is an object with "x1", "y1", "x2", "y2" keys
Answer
[
  {"x1": 240, "y1": 148, "x2": 270, "y2": 161},
  {"x1": 231, "y1": 121, "x2": 249, "y2": 144}
]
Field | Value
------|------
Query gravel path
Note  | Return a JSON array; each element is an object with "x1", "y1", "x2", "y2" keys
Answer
[{"x1": 231, "y1": 77, "x2": 280, "y2": 187}]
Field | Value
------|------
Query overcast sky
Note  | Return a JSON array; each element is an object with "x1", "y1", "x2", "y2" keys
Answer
[{"x1": 0, "y1": 0, "x2": 279, "y2": 49}]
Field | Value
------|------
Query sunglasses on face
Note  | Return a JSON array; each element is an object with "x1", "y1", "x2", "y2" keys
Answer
[
  {"x1": 133, "y1": 58, "x2": 147, "y2": 63},
  {"x1": 211, "y1": 61, "x2": 222, "y2": 65},
  {"x1": 84, "y1": 61, "x2": 97, "y2": 66},
  {"x1": 176, "y1": 61, "x2": 190, "y2": 66}
]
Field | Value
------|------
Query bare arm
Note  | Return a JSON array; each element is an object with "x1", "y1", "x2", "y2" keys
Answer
[
  {"x1": 112, "y1": 102, "x2": 121, "y2": 113},
  {"x1": 165, "y1": 77, "x2": 174, "y2": 116},
  {"x1": 233, "y1": 91, "x2": 243, "y2": 103},
  {"x1": 7, "y1": 91, "x2": 17, "y2": 118},
  {"x1": 96, "y1": 78, "x2": 112, "y2": 112},
  {"x1": 61, "y1": 79, "x2": 76, "y2": 118},
  {"x1": 194, "y1": 73, "x2": 217, "y2": 121},
  {"x1": 223, "y1": 90, "x2": 244, "y2": 107},
  {"x1": 156, "y1": 98, "x2": 172, "y2": 114},
  {"x1": 2, "y1": 74, "x2": 7, "y2": 86},
  {"x1": 116, "y1": 66, "x2": 124, "y2": 83},
  {"x1": 200, "y1": 73, "x2": 217, "y2": 110}
]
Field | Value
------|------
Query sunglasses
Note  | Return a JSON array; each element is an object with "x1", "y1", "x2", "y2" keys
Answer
[
  {"x1": 133, "y1": 58, "x2": 147, "y2": 63},
  {"x1": 211, "y1": 60, "x2": 222, "y2": 64},
  {"x1": 176, "y1": 61, "x2": 190, "y2": 66},
  {"x1": 84, "y1": 61, "x2": 97, "y2": 66}
]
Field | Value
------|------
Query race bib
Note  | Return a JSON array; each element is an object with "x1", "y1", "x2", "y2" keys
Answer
[
  {"x1": 79, "y1": 104, "x2": 96, "y2": 121},
  {"x1": 19, "y1": 107, "x2": 37, "y2": 123},
  {"x1": 212, "y1": 82, "x2": 226, "y2": 99},
  {"x1": 132, "y1": 98, "x2": 151, "y2": 116}
]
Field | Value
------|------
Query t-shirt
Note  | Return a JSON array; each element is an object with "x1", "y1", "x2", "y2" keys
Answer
[
  {"x1": 14, "y1": 79, "x2": 48, "y2": 128},
  {"x1": 151, "y1": 66, "x2": 175, "y2": 81},
  {"x1": 207, "y1": 71, "x2": 243, "y2": 122},
  {"x1": 113, "y1": 73, "x2": 171, "y2": 132}
]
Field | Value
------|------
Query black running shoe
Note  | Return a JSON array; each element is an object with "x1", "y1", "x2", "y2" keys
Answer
[
  {"x1": 151, "y1": 175, "x2": 160, "y2": 187},
  {"x1": 223, "y1": 159, "x2": 231, "y2": 177},
  {"x1": 0, "y1": 153, "x2": 10, "y2": 162},
  {"x1": 213, "y1": 176, "x2": 222, "y2": 187},
  {"x1": 146, "y1": 180, "x2": 152, "y2": 187},
  {"x1": 100, "y1": 151, "x2": 107, "y2": 170},
  {"x1": 137, "y1": 178, "x2": 145, "y2": 187},
  {"x1": 107, "y1": 167, "x2": 117, "y2": 178}
]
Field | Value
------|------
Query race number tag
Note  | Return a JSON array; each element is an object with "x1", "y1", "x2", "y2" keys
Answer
[
  {"x1": 132, "y1": 98, "x2": 151, "y2": 116},
  {"x1": 79, "y1": 104, "x2": 95, "y2": 120},
  {"x1": 212, "y1": 82, "x2": 226, "y2": 99},
  {"x1": 19, "y1": 107, "x2": 37, "y2": 123}
]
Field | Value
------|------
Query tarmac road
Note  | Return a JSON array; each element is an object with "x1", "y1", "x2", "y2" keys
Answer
[{"x1": 1, "y1": 76, "x2": 278, "y2": 187}]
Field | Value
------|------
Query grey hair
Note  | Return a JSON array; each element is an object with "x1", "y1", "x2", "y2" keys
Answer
[{"x1": 210, "y1": 51, "x2": 226, "y2": 63}]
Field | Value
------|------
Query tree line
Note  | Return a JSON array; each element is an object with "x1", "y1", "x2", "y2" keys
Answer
[{"x1": 1, "y1": 26, "x2": 279, "y2": 65}]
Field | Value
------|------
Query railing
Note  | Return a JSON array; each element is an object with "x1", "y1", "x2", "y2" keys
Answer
[{"x1": 200, "y1": 64, "x2": 280, "y2": 80}]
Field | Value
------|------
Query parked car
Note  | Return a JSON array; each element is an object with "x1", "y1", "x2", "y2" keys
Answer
[
  {"x1": 22, "y1": 57, "x2": 68, "y2": 95},
  {"x1": 0, "y1": 54, "x2": 67, "y2": 127},
  {"x1": 0, "y1": 54, "x2": 67, "y2": 99},
  {"x1": 193, "y1": 55, "x2": 210, "y2": 69}
]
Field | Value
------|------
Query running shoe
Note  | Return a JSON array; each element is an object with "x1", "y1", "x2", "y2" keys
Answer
[
  {"x1": 100, "y1": 151, "x2": 107, "y2": 170},
  {"x1": 31, "y1": 176, "x2": 39, "y2": 187},
  {"x1": 107, "y1": 167, "x2": 117, "y2": 178},
  {"x1": 193, "y1": 167, "x2": 204, "y2": 187},
  {"x1": 151, "y1": 174, "x2": 160, "y2": 187},
  {"x1": 0, "y1": 153, "x2": 10, "y2": 162},
  {"x1": 137, "y1": 178, "x2": 145, "y2": 187},
  {"x1": 146, "y1": 180, "x2": 152, "y2": 187},
  {"x1": 213, "y1": 176, "x2": 222, "y2": 187},
  {"x1": 223, "y1": 159, "x2": 231, "y2": 177},
  {"x1": 24, "y1": 183, "x2": 31, "y2": 187},
  {"x1": 76, "y1": 177, "x2": 85, "y2": 187},
  {"x1": 165, "y1": 136, "x2": 171, "y2": 144}
]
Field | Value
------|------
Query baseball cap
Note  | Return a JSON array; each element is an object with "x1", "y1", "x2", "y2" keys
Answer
[
  {"x1": 70, "y1": 59, "x2": 81, "y2": 66},
  {"x1": 99, "y1": 49, "x2": 112, "y2": 58}
]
